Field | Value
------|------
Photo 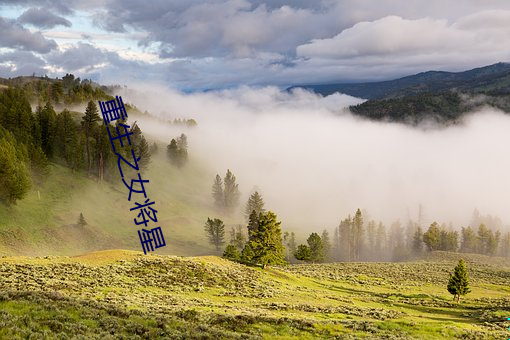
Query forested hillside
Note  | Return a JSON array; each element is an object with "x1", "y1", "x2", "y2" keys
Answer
[
  {"x1": 0, "y1": 75, "x2": 151, "y2": 204},
  {"x1": 291, "y1": 62, "x2": 510, "y2": 99},
  {"x1": 0, "y1": 75, "x2": 216, "y2": 256},
  {"x1": 290, "y1": 63, "x2": 510, "y2": 124}
]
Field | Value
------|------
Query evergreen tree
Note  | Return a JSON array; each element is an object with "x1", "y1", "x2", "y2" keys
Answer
[
  {"x1": 177, "y1": 133, "x2": 188, "y2": 150},
  {"x1": 36, "y1": 102, "x2": 57, "y2": 158},
  {"x1": 137, "y1": 135, "x2": 151, "y2": 171},
  {"x1": 447, "y1": 259, "x2": 471, "y2": 303},
  {"x1": 166, "y1": 134, "x2": 188, "y2": 167},
  {"x1": 0, "y1": 87, "x2": 33, "y2": 145},
  {"x1": 283, "y1": 231, "x2": 297, "y2": 262},
  {"x1": 204, "y1": 218, "x2": 225, "y2": 251},
  {"x1": 404, "y1": 221, "x2": 417, "y2": 250},
  {"x1": 150, "y1": 141, "x2": 159, "y2": 155},
  {"x1": 223, "y1": 169, "x2": 240, "y2": 214},
  {"x1": 444, "y1": 230, "x2": 459, "y2": 252},
  {"x1": 245, "y1": 191, "x2": 265, "y2": 220},
  {"x1": 223, "y1": 244, "x2": 240, "y2": 262},
  {"x1": 477, "y1": 223, "x2": 490, "y2": 254},
  {"x1": 375, "y1": 222, "x2": 387, "y2": 258},
  {"x1": 477, "y1": 224, "x2": 498, "y2": 255},
  {"x1": 332, "y1": 227, "x2": 341, "y2": 261},
  {"x1": 247, "y1": 210, "x2": 260, "y2": 241},
  {"x1": 388, "y1": 220, "x2": 404, "y2": 252},
  {"x1": 307, "y1": 232, "x2": 325, "y2": 263},
  {"x1": 81, "y1": 100, "x2": 100, "y2": 173},
  {"x1": 212, "y1": 174, "x2": 224, "y2": 210},
  {"x1": 128, "y1": 123, "x2": 151, "y2": 172},
  {"x1": 51, "y1": 81, "x2": 64, "y2": 103},
  {"x1": 423, "y1": 222, "x2": 441, "y2": 251},
  {"x1": 412, "y1": 226, "x2": 423, "y2": 254},
  {"x1": 62, "y1": 73, "x2": 76, "y2": 94},
  {"x1": 94, "y1": 124, "x2": 115, "y2": 181},
  {"x1": 366, "y1": 220, "x2": 377, "y2": 259},
  {"x1": 288, "y1": 232, "x2": 297, "y2": 259},
  {"x1": 352, "y1": 209, "x2": 364, "y2": 261},
  {"x1": 229, "y1": 225, "x2": 246, "y2": 251},
  {"x1": 176, "y1": 133, "x2": 188, "y2": 165},
  {"x1": 321, "y1": 230, "x2": 331, "y2": 262},
  {"x1": 240, "y1": 243, "x2": 255, "y2": 264},
  {"x1": 78, "y1": 212, "x2": 87, "y2": 226},
  {"x1": 294, "y1": 244, "x2": 312, "y2": 262},
  {"x1": 487, "y1": 230, "x2": 500, "y2": 256},
  {"x1": 0, "y1": 130, "x2": 31, "y2": 205},
  {"x1": 460, "y1": 226, "x2": 478, "y2": 253},
  {"x1": 245, "y1": 211, "x2": 286, "y2": 268},
  {"x1": 338, "y1": 216, "x2": 352, "y2": 261},
  {"x1": 500, "y1": 232, "x2": 510, "y2": 258},
  {"x1": 167, "y1": 139, "x2": 179, "y2": 165},
  {"x1": 390, "y1": 220, "x2": 410, "y2": 261},
  {"x1": 55, "y1": 109, "x2": 81, "y2": 169}
]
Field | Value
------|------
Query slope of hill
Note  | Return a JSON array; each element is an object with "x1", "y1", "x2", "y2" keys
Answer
[
  {"x1": 0, "y1": 75, "x2": 230, "y2": 257},
  {"x1": 289, "y1": 62, "x2": 510, "y2": 100},
  {"x1": 0, "y1": 250, "x2": 508, "y2": 338},
  {"x1": 0, "y1": 151, "x2": 221, "y2": 257}
]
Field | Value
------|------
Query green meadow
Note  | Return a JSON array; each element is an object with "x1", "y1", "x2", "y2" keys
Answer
[{"x1": 0, "y1": 250, "x2": 508, "y2": 339}]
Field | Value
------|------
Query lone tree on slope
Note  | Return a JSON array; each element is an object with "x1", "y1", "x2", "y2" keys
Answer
[
  {"x1": 78, "y1": 212, "x2": 88, "y2": 226},
  {"x1": 447, "y1": 259, "x2": 471, "y2": 303}
]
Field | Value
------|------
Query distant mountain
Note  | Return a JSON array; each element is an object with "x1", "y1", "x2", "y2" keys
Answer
[
  {"x1": 289, "y1": 63, "x2": 510, "y2": 124},
  {"x1": 289, "y1": 62, "x2": 510, "y2": 100}
]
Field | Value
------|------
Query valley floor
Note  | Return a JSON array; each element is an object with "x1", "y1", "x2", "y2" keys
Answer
[{"x1": 0, "y1": 250, "x2": 509, "y2": 339}]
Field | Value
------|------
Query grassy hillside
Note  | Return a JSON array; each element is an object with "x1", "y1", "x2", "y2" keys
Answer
[
  {"x1": 0, "y1": 250, "x2": 508, "y2": 338},
  {"x1": 0, "y1": 151, "x2": 228, "y2": 257}
]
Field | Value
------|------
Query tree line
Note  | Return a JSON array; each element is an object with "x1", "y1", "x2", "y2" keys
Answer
[
  {"x1": 0, "y1": 74, "x2": 114, "y2": 105},
  {"x1": 204, "y1": 173, "x2": 510, "y2": 266},
  {"x1": 295, "y1": 209, "x2": 510, "y2": 263}
]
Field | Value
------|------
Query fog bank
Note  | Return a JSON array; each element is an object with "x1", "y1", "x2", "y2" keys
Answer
[{"x1": 121, "y1": 85, "x2": 510, "y2": 231}]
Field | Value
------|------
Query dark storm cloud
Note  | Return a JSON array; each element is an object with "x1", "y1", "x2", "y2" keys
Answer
[
  {"x1": 18, "y1": 7, "x2": 72, "y2": 29},
  {"x1": 0, "y1": 16, "x2": 57, "y2": 53}
]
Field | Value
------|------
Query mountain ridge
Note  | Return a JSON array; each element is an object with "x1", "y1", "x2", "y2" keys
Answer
[{"x1": 289, "y1": 62, "x2": 510, "y2": 99}]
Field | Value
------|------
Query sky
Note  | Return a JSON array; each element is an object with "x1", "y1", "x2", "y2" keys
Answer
[{"x1": 1, "y1": 0, "x2": 510, "y2": 90}]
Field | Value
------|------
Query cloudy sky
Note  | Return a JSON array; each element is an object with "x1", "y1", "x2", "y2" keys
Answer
[{"x1": 1, "y1": 0, "x2": 510, "y2": 90}]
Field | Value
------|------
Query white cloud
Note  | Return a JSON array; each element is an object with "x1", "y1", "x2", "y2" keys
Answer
[{"x1": 297, "y1": 12, "x2": 510, "y2": 69}]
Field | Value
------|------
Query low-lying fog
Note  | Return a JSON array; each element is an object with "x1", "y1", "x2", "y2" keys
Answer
[{"x1": 120, "y1": 85, "x2": 510, "y2": 231}]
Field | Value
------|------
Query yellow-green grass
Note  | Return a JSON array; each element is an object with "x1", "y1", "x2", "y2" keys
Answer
[
  {"x1": 0, "y1": 250, "x2": 508, "y2": 338},
  {"x1": 0, "y1": 152, "x2": 228, "y2": 257}
]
